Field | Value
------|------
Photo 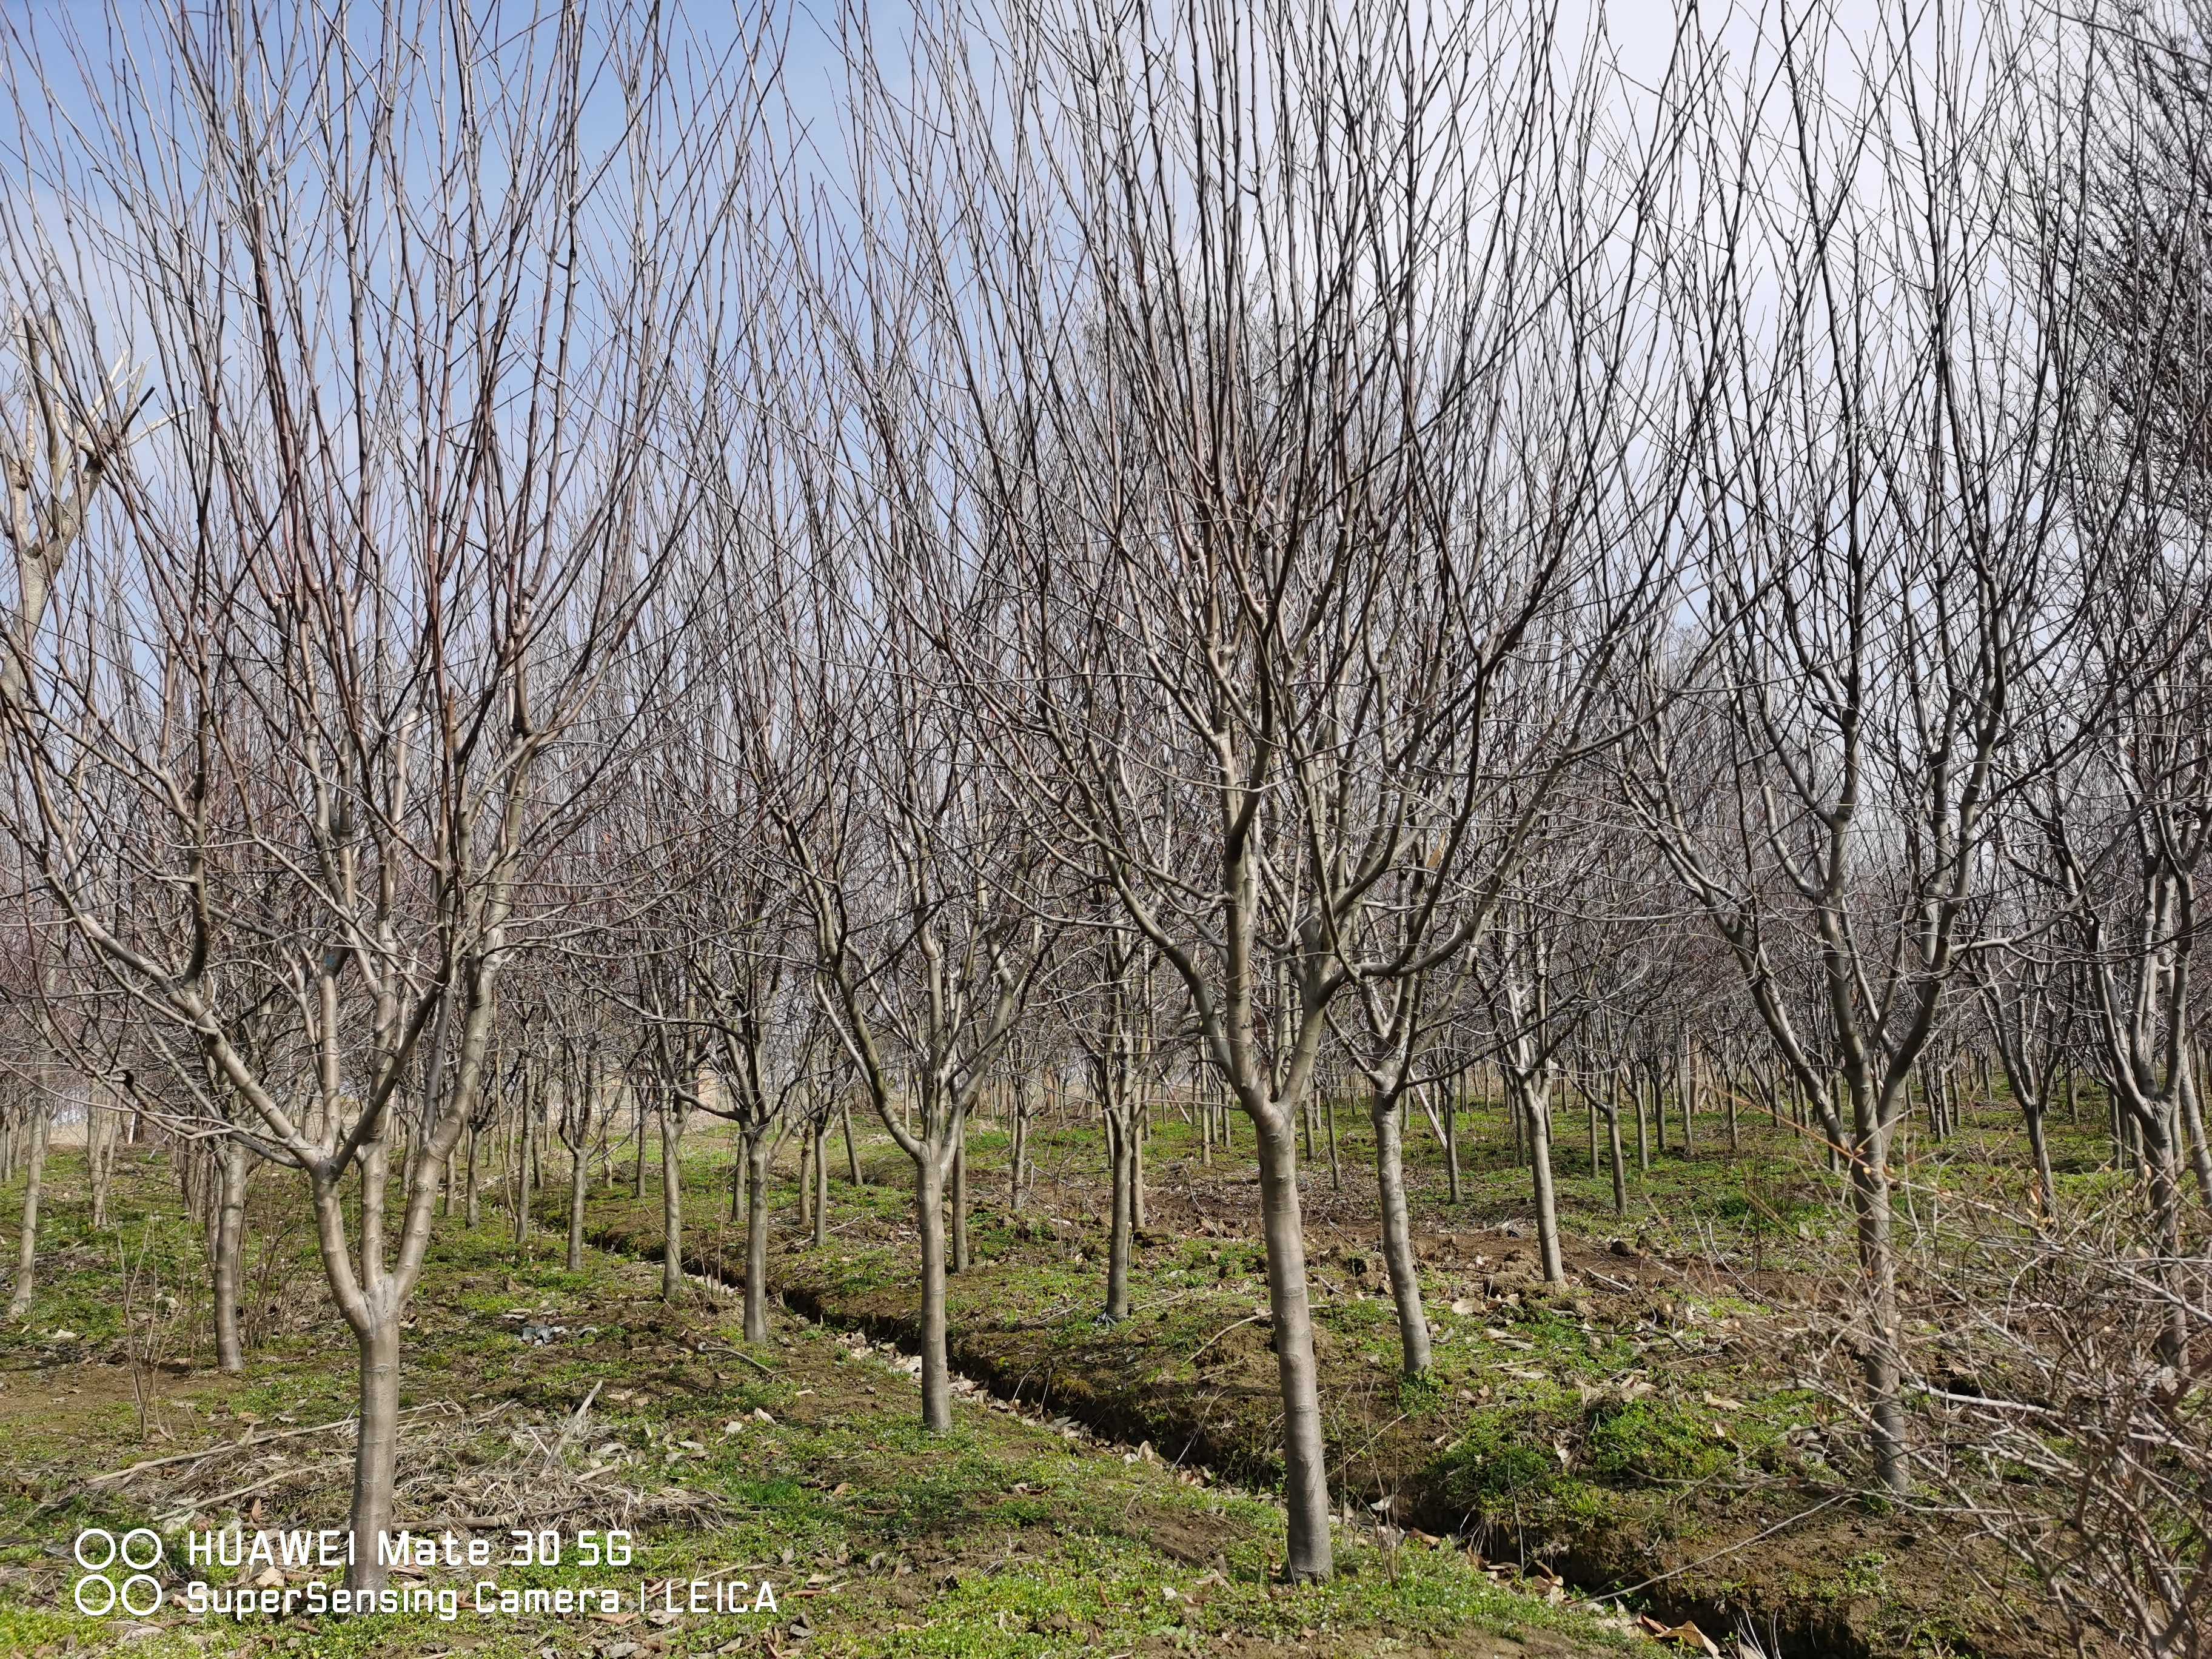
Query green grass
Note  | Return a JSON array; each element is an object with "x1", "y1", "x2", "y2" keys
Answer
[{"x1": 0, "y1": 1151, "x2": 1632, "y2": 1659}]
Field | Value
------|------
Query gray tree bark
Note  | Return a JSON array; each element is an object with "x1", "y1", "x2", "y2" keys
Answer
[
  {"x1": 659, "y1": 1104, "x2": 686, "y2": 1302},
  {"x1": 566, "y1": 1142, "x2": 588, "y2": 1272},
  {"x1": 914, "y1": 1158, "x2": 952, "y2": 1430},
  {"x1": 6, "y1": 1102, "x2": 49, "y2": 1319},
  {"x1": 812, "y1": 1116, "x2": 829, "y2": 1247},
  {"x1": 1104, "y1": 1108, "x2": 1133, "y2": 1322},
  {"x1": 1254, "y1": 1114, "x2": 1331, "y2": 1581},
  {"x1": 743, "y1": 1131, "x2": 771, "y2": 1342},
  {"x1": 212, "y1": 1135, "x2": 250, "y2": 1372},
  {"x1": 950, "y1": 1122, "x2": 970, "y2": 1275},
  {"x1": 1370, "y1": 1096, "x2": 1430, "y2": 1375}
]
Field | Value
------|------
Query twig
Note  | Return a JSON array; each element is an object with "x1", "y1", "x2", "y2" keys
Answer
[
  {"x1": 1183, "y1": 1313, "x2": 1265, "y2": 1369},
  {"x1": 553, "y1": 1381, "x2": 603, "y2": 1455},
  {"x1": 71, "y1": 1401, "x2": 456, "y2": 1505},
  {"x1": 702, "y1": 1339, "x2": 779, "y2": 1376},
  {"x1": 86, "y1": 1415, "x2": 361, "y2": 1487},
  {"x1": 156, "y1": 1460, "x2": 350, "y2": 1528}
]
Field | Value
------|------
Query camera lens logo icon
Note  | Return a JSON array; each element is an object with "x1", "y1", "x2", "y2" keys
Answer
[{"x1": 73, "y1": 1529, "x2": 164, "y2": 1617}]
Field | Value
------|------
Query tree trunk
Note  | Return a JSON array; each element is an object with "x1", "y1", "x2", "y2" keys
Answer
[
  {"x1": 1009, "y1": 1083, "x2": 1028, "y2": 1210},
  {"x1": 1524, "y1": 1084, "x2": 1566, "y2": 1284},
  {"x1": 842, "y1": 1097, "x2": 863, "y2": 1185},
  {"x1": 1255, "y1": 1110, "x2": 1332, "y2": 1580},
  {"x1": 566, "y1": 1144, "x2": 587, "y2": 1272},
  {"x1": 212, "y1": 1135, "x2": 249, "y2": 1373},
  {"x1": 88, "y1": 1105, "x2": 113, "y2": 1230},
  {"x1": 914, "y1": 1158, "x2": 953, "y2": 1431},
  {"x1": 513, "y1": 1109, "x2": 532, "y2": 1248},
  {"x1": 659, "y1": 1108, "x2": 685, "y2": 1302},
  {"x1": 2135, "y1": 1108, "x2": 2191, "y2": 1369},
  {"x1": 1371, "y1": 1097, "x2": 1430, "y2": 1376},
  {"x1": 6, "y1": 1103, "x2": 49, "y2": 1319},
  {"x1": 1105, "y1": 1110, "x2": 1132, "y2": 1321},
  {"x1": 1680, "y1": 1047, "x2": 1695, "y2": 1153},
  {"x1": 1324, "y1": 1088, "x2": 1341, "y2": 1191},
  {"x1": 812, "y1": 1117, "x2": 829, "y2": 1248},
  {"x1": 2178, "y1": 1048, "x2": 2212, "y2": 1207},
  {"x1": 950, "y1": 1122, "x2": 970, "y2": 1275},
  {"x1": 1606, "y1": 1097, "x2": 1627, "y2": 1215},
  {"x1": 463, "y1": 1125, "x2": 481, "y2": 1227},
  {"x1": 805, "y1": 1124, "x2": 823, "y2": 1238},
  {"x1": 2023, "y1": 1099, "x2": 2056, "y2": 1224},
  {"x1": 1634, "y1": 1082, "x2": 1650, "y2": 1172},
  {"x1": 344, "y1": 1316, "x2": 403, "y2": 1594},
  {"x1": 1131, "y1": 1101, "x2": 1147, "y2": 1230},
  {"x1": 1845, "y1": 1128, "x2": 1908, "y2": 1494},
  {"x1": 743, "y1": 1133, "x2": 771, "y2": 1344},
  {"x1": 1443, "y1": 1081, "x2": 1461, "y2": 1202}
]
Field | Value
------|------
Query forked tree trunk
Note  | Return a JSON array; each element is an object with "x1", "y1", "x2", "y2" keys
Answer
[
  {"x1": 1370, "y1": 1096, "x2": 1430, "y2": 1376},
  {"x1": 212, "y1": 1135, "x2": 250, "y2": 1373},
  {"x1": 743, "y1": 1131, "x2": 771, "y2": 1342},
  {"x1": 659, "y1": 1107, "x2": 685, "y2": 1302},
  {"x1": 914, "y1": 1158, "x2": 953, "y2": 1431},
  {"x1": 6, "y1": 1103, "x2": 49, "y2": 1319},
  {"x1": 1253, "y1": 1110, "x2": 1331, "y2": 1581}
]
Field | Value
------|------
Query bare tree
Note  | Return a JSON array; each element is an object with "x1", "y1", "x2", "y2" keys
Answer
[
  {"x1": 1625, "y1": 4, "x2": 2074, "y2": 1492},
  {"x1": 0, "y1": 0, "x2": 765, "y2": 1590},
  {"x1": 834, "y1": 0, "x2": 1715, "y2": 1578}
]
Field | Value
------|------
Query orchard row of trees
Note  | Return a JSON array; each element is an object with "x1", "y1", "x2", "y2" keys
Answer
[{"x1": 0, "y1": 0, "x2": 2206, "y2": 1646}]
